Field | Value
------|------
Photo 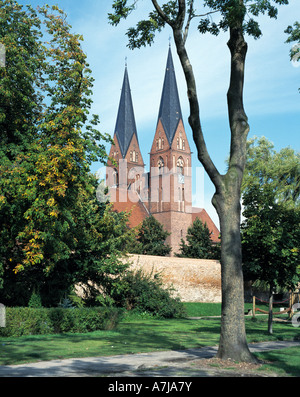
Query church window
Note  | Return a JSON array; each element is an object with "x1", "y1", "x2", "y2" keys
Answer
[
  {"x1": 130, "y1": 151, "x2": 133, "y2": 162},
  {"x1": 113, "y1": 169, "x2": 118, "y2": 187},
  {"x1": 159, "y1": 138, "x2": 162, "y2": 150},
  {"x1": 177, "y1": 138, "x2": 179, "y2": 150},
  {"x1": 183, "y1": 140, "x2": 185, "y2": 150},
  {"x1": 132, "y1": 150, "x2": 136, "y2": 162},
  {"x1": 158, "y1": 157, "x2": 164, "y2": 175},
  {"x1": 177, "y1": 157, "x2": 184, "y2": 175}
]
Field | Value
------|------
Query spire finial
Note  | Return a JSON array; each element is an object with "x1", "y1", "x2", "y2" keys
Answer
[
  {"x1": 169, "y1": 35, "x2": 172, "y2": 47},
  {"x1": 125, "y1": 56, "x2": 128, "y2": 68}
]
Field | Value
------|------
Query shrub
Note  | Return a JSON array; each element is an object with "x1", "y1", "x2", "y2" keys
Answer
[
  {"x1": 110, "y1": 269, "x2": 186, "y2": 318},
  {"x1": 0, "y1": 307, "x2": 123, "y2": 337}
]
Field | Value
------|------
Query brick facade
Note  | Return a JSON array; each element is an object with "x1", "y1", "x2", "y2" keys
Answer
[{"x1": 106, "y1": 48, "x2": 220, "y2": 256}]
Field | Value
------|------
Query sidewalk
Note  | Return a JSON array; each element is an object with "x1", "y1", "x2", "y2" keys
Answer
[{"x1": 0, "y1": 340, "x2": 299, "y2": 377}]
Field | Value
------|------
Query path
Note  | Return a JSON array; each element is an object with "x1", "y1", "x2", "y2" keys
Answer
[{"x1": 0, "y1": 340, "x2": 299, "y2": 377}]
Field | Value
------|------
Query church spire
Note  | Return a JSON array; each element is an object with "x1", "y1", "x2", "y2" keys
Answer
[
  {"x1": 114, "y1": 65, "x2": 138, "y2": 158},
  {"x1": 157, "y1": 46, "x2": 183, "y2": 145}
]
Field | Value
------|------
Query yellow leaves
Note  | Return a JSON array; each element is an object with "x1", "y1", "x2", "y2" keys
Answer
[
  {"x1": 13, "y1": 264, "x2": 24, "y2": 274},
  {"x1": 50, "y1": 209, "x2": 59, "y2": 218},
  {"x1": 0, "y1": 195, "x2": 6, "y2": 206},
  {"x1": 47, "y1": 197, "x2": 56, "y2": 207},
  {"x1": 27, "y1": 175, "x2": 38, "y2": 182}
]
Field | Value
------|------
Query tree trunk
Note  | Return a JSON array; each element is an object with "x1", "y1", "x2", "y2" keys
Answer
[
  {"x1": 268, "y1": 289, "x2": 273, "y2": 334},
  {"x1": 168, "y1": 3, "x2": 257, "y2": 363},
  {"x1": 213, "y1": 191, "x2": 256, "y2": 362}
]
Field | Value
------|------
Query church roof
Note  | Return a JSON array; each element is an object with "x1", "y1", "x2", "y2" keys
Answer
[
  {"x1": 114, "y1": 66, "x2": 138, "y2": 158},
  {"x1": 157, "y1": 46, "x2": 183, "y2": 145}
]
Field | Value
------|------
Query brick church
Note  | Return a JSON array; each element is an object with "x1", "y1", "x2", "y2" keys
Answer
[{"x1": 106, "y1": 46, "x2": 219, "y2": 255}]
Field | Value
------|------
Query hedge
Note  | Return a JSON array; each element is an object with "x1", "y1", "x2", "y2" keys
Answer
[{"x1": 0, "y1": 307, "x2": 123, "y2": 337}]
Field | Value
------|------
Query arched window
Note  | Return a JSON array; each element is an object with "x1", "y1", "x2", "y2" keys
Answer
[
  {"x1": 177, "y1": 157, "x2": 184, "y2": 175},
  {"x1": 158, "y1": 157, "x2": 164, "y2": 175},
  {"x1": 113, "y1": 169, "x2": 118, "y2": 187}
]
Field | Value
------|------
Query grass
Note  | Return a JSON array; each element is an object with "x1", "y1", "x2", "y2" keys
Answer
[
  {"x1": 0, "y1": 304, "x2": 299, "y2": 371},
  {"x1": 256, "y1": 347, "x2": 300, "y2": 377}
]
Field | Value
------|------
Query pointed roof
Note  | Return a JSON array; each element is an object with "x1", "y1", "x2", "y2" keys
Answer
[
  {"x1": 114, "y1": 66, "x2": 138, "y2": 158},
  {"x1": 157, "y1": 46, "x2": 183, "y2": 145}
]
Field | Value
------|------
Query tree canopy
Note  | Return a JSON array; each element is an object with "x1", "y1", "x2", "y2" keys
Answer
[
  {"x1": 242, "y1": 137, "x2": 300, "y2": 293},
  {"x1": 0, "y1": 1, "x2": 131, "y2": 306},
  {"x1": 176, "y1": 217, "x2": 220, "y2": 259}
]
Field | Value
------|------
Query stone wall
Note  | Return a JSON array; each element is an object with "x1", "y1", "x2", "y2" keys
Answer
[{"x1": 127, "y1": 254, "x2": 222, "y2": 303}]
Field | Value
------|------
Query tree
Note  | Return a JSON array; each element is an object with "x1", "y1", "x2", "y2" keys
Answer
[
  {"x1": 131, "y1": 216, "x2": 171, "y2": 256},
  {"x1": 176, "y1": 217, "x2": 220, "y2": 259},
  {"x1": 108, "y1": 0, "x2": 290, "y2": 363},
  {"x1": 0, "y1": 1, "x2": 131, "y2": 306},
  {"x1": 242, "y1": 137, "x2": 300, "y2": 333}
]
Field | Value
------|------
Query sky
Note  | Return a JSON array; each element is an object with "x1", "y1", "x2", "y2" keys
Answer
[{"x1": 17, "y1": 0, "x2": 300, "y2": 227}]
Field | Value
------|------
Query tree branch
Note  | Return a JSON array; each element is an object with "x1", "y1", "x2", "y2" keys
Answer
[{"x1": 151, "y1": 0, "x2": 175, "y2": 28}]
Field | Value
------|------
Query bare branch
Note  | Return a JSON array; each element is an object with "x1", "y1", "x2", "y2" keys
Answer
[{"x1": 183, "y1": 0, "x2": 194, "y2": 44}]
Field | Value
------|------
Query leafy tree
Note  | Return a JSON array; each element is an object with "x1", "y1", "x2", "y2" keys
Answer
[
  {"x1": 0, "y1": 1, "x2": 130, "y2": 306},
  {"x1": 242, "y1": 138, "x2": 300, "y2": 333},
  {"x1": 130, "y1": 216, "x2": 171, "y2": 256},
  {"x1": 176, "y1": 217, "x2": 220, "y2": 259},
  {"x1": 108, "y1": 0, "x2": 290, "y2": 362}
]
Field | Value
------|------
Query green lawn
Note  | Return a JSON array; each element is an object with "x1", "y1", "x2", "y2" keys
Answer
[{"x1": 0, "y1": 307, "x2": 299, "y2": 371}]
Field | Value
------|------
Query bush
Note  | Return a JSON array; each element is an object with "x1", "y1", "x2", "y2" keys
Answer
[
  {"x1": 0, "y1": 307, "x2": 123, "y2": 337},
  {"x1": 110, "y1": 269, "x2": 186, "y2": 319}
]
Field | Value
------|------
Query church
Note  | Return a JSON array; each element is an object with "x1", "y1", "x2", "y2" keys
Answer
[{"x1": 106, "y1": 46, "x2": 220, "y2": 255}]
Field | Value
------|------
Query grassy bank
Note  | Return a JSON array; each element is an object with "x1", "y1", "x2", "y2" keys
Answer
[{"x1": 0, "y1": 309, "x2": 299, "y2": 368}]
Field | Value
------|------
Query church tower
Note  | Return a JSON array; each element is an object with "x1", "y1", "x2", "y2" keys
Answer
[
  {"x1": 149, "y1": 46, "x2": 193, "y2": 255},
  {"x1": 107, "y1": 65, "x2": 145, "y2": 201}
]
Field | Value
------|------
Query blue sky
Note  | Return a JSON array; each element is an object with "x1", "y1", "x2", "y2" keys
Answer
[{"x1": 18, "y1": 0, "x2": 300, "y2": 227}]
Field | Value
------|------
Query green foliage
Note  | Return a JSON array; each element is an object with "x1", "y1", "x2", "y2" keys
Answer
[
  {"x1": 0, "y1": 307, "x2": 123, "y2": 337},
  {"x1": 108, "y1": 1, "x2": 290, "y2": 49},
  {"x1": 130, "y1": 216, "x2": 172, "y2": 256},
  {"x1": 242, "y1": 138, "x2": 300, "y2": 291},
  {"x1": 285, "y1": 21, "x2": 300, "y2": 91},
  {"x1": 176, "y1": 217, "x2": 220, "y2": 259},
  {"x1": 108, "y1": 269, "x2": 186, "y2": 318},
  {"x1": 0, "y1": 1, "x2": 132, "y2": 307},
  {"x1": 28, "y1": 292, "x2": 43, "y2": 308}
]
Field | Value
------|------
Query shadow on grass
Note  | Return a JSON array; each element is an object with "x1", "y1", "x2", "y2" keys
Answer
[{"x1": 0, "y1": 318, "x2": 221, "y2": 367}]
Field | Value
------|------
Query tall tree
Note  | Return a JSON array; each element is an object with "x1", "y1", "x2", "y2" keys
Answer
[
  {"x1": 109, "y1": 0, "x2": 290, "y2": 362},
  {"x1": 176, "y1": 217, "x2": 220, "y2": 259},
  {"x1": 0, "y1": 1, "x2": 131, "y2": 306},
  {"x1": 242, "y1": 137, "x2": 300, "y2": 334},
  {"x1": 131, "y1": 216, "x2": 172, "y2": 256}
]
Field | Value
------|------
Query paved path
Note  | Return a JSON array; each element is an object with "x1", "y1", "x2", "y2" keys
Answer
[{"x1": 0, "y1": 340, "x2": 299, "y2": 377}]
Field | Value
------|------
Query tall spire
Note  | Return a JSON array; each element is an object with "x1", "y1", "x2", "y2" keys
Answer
[
  {"x1": 114, "y1": 65, "x2": 138, "y2": 158},
  {"x1": 157, "y1": 46, "x2": 183, "y2": 145}
]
